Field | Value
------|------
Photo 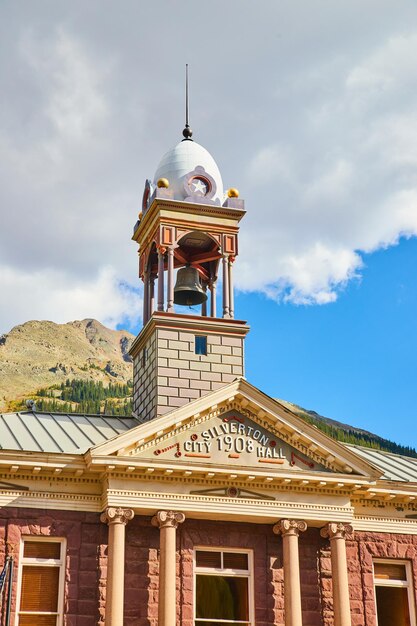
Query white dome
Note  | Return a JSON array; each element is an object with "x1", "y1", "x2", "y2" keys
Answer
[{"x1": 153, "y1": 140, "x2": 224, "y2": 204}]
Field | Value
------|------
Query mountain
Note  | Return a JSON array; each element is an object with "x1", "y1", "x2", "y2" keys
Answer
[
  {"x1": 1, "y1": 318, "x2": 415, "y2": 456},
  {"x1": 281, "y1": 400, "x2": 417, "y2": 458},
  {"x1": 0, "y1": 319, "x2": 134, "y2": 411}
]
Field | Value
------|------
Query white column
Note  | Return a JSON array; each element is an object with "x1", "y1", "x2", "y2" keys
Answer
[
  {"x1": 167, "y1": 248, "x2": 175, "y2": 313},
  {"x1": 210, "y1": 279, "x2": 217, "y2": 318},
  {"x1": 320, "y1": 523, "x2": 353, "y2": 626},
  {"x1": 222, "y1": 255, "x2": 230, "y2": 318},
  {"x1": 157, "y1": 247, "x2": 165, "y2": 311},
  {"x1": 142, "y1": 270, "x2": 149, "y2": 325},
  {"x1": 273, "y1": 519, "x2": 307, "y2": 626},
  {"x1": 228, "y1": 256, "x2": 235, "y2": 319},
  {"x1": 100, "y1": 507, "x2": 134, "y2": 626},
  {"x1": 201, "y1": 282, "x2": 207, "y2": 317},
  {"x1": 152, "y1": 511, "x2": 185, "y2": 626},
  {"x1": 149, "y1": 274, "x2": 156, "y2": 316}
]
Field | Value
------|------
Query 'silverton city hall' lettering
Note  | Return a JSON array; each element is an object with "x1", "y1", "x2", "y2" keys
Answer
[{"x1": 183, "y1": 417, "x2": 286, "y2": 459}]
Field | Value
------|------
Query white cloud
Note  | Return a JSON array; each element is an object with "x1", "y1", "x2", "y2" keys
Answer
[
  {"x1": 346, "y1": 34, "x2": 417, "y2": 112},
  {"x1": 237, "y1": 30, "x2": 417, "y2": 304},
  {"x1": 1, "y1": 2, "x2": 417, "y2": 327},
  {"x1": 248, "y1": 145, "x2": 294, "y2": 186},
  {"x1": 0, "y1": 265, "x2": 141, "y2": 334}
]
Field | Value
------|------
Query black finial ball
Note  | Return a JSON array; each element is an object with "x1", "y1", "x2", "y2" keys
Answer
[{"x1": 182, "y1": 125, "x2": 193, "y2": 140}]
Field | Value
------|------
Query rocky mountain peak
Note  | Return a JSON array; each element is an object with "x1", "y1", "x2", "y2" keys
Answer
[{"x1": 0, "y1": 319, "x2": 135, "y2": 411}]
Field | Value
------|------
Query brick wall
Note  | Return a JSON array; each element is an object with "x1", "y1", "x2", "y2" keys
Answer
[
  {"x1": 124, "y1": 516, "x2": 159, "y2": 626},
  {"x1": 133, "y1": 330, "x2": 157, "y2": 421},
  {"x1": 133, "y1": 328, "x2": 245, "y2": 421},
  {"x1": 3, "y1": 508, "x2": 415, "y2": 626},
  {"x1": 0, "y1": 507, "x2": 106, "y2": 626},
  {"x1": 343, "y1": 531, "x2": 417, "y2": 626}
]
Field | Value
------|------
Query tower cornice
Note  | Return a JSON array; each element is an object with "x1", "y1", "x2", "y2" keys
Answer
[
  {"x1": 132, "y1": 196, "x2": 245, "y2": 244},
  {"x1": 129, "y1": 311, "x2": 250, "y2": 359}
]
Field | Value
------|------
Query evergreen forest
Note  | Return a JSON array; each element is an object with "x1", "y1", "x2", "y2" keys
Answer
[
  {"x1": 295, "y1": 408, "x2": 417, "y2": 458},
  {"x1": 32, "y1": 379, "x2": 133, "y2": 416},
  {"x1": 18, "y1": 379, "x2": 417, "y2": 458}
]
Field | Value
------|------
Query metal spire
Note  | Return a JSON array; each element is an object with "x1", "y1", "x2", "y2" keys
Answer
[{"x1": 182, "y1": 64, "x2": 193, "y2": 140}]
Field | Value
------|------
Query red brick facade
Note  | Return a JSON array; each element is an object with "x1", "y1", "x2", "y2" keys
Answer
[
  {"x1": 0, "y1": 508, "x2": 106, "y2": 626},
  {"x1": 2, "y1": 506, "x2": 417, "y2": 625}
]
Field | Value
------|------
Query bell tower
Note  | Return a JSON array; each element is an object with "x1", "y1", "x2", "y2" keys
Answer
[{"x1": 130, "y1": 123, "x2": 249, "y2": 422}]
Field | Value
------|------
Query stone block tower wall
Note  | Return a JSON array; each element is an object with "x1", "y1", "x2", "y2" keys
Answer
[
  {"x1": 131, "y1": 313, "x2": 249, "y2": 421},
  {"x1": 133, "y1": 330, "x2": 157, "y2": 421},
  {"x1": 130, "y1": 132, "x2": 249, "y2": 422}
]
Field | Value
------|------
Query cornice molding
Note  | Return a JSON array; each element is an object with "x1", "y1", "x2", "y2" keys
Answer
[
  {"x1": 129, "y1": 313, "x2": 249, "y2": 359},
  {"x1": 353, "y1": 515, "x2": 417, "y2": 534},
  {"x1": 89, "y1": 379, "x2": 382, "y2": 482},
  {"x1": 103, "y1": 488, "x2": 354, "y2": 523},
  {"x1": 124, "y1": 398, "x2": 370, "y2": 476},
  {"x1": 133, "y1": 197, "x2": 246, "y2": 243},
  {"x1": 0, "y1": 489, "x2": 101, "y2": 512}
]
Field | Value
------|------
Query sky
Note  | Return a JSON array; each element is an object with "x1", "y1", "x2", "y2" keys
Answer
[{"x1": 1, "y1": 1, "x2": 417, "y2": 446}]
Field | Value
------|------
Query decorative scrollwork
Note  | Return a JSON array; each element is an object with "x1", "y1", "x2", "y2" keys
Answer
[
  {"x1": 100, "y1": 507, "x2": 135, "y2": 526},
  {"x1": 151, "y1": 510, "x2": 185, "y2": 529},
  {"x1": 320, "y1": 522, "x2": 354, "y2": 540},
  {"x1": 273, "y1": 519, "x2": 308, "y2": 537}
]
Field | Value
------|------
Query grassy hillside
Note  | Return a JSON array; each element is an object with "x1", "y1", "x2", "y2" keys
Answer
[
  {"x1": 12, "y1": 379, "x2": 133, "y2": 416},
  {"x1": 9, "y1": 379, "x2": 417, "y2": 459},
  {"x1": 290, "y1": 404, "x2": 417, "y2": 458},
  {"x1": 0, "y1": 319, "x2": 134, "y2": 411}
]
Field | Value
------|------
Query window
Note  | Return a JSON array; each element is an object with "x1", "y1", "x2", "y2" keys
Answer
[
  {"x1": 373, "y1": 560, "x2": 416, "y2": 626},
  {"x1": 142, "y1": 348, "x2": 148, "y2": 367},
  {"x1": 17, "y1": 538, "x2": 66, "y2": 626},
  {"x1": 194, "y1": 549, "x2": 253, "y2": 626},
  {"x1": 195, "y1": 336, "x2": 207, "y2": 356}
]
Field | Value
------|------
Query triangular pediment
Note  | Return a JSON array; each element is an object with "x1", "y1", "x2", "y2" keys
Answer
[
  {"x1": 128, "y1": 408, "x2": 331, "y2": 472},
  {"x1": 90, "y1": 380, "x2": 382, "y2": 480}
]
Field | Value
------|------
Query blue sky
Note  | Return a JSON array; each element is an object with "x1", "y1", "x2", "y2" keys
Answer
[
  {"x1": 1, "y1": 1, "x2": 417, "y2": 446},
  {"x1": 242, "y1": 238, "x2": 417, "y2": 447}
]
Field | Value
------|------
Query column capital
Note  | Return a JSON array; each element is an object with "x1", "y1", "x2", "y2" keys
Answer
[
  {"x1": 151, "y1": 510, "x2": 185, "y2": 529},
  {"x1": 273, "y1": 519, "x2": 308, "y2": 537},
  {"x1": 320, "y1": 522, "x2": 353, "y2": 540},
  {"x1": 100, "y1": 507, "x2": 135, "y2": 526}
]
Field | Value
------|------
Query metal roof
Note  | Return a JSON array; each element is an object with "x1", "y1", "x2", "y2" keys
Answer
[
  {"x1": 0, "y1": 411, "x2": 139, "y2": 454},
  {"x1": 1, "y1": 412, "x2": 417, "y2": 484},
  {"x1": 345, "y1": 444, "x2": 417, "y2": 482}
]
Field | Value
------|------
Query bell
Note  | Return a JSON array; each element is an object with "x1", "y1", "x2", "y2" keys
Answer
[{"x1": 174, "y1": 266, "x2": 208, "y2": 306}]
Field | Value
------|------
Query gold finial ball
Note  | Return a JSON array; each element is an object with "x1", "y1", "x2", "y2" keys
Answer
[
  {"x1": 138, "y1": 211, "x2": 143, "y2": 219},
  {"x1": 157, "y1": 177, "x2": 169, "y2": 189},
  {"x1": 227, "y1": 187, "x2": 239, "y2": 198}
]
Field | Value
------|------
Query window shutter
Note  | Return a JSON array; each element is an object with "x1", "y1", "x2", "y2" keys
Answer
[
  {"x1": 18, "y1": 616, "x2": 57, "y2": 626},
  {"x1": 23, "y1": 542, "x2": 61, "y2": 560},
  {"x1": 374, "y1": 563, "x2": 407, "y2": 581},
  {"x1": 20, "y1": 565, "x2": 60, "y2": 612}
]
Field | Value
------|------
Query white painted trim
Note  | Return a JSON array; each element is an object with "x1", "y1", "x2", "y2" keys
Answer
[
  {"x1": 194, "y1": 547, "x2": 254, "y2": 626},
  {"x1": 0, "y1": 489, "x2": 101, "y2": 511},
  {"x1": 373, "y1": 559, "x2": 416, "y2": 626},
  {"x1": 104, "y1": 488, "x2": 354, "y2": 523},
  {"x1": 354, "y1": 516, "x2": 417, "y2": 534},
  {"x1": 15, "y1": 536, "x2": 66, "y2": 626}
]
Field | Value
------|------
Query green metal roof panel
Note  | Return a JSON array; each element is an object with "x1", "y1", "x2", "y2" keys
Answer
[
  {"x1": 344, "y1": 444, "x2": 417, "y2": 482},
  {"x1": 0, "y1": 411, "x2": 139, "y2": 454}
]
